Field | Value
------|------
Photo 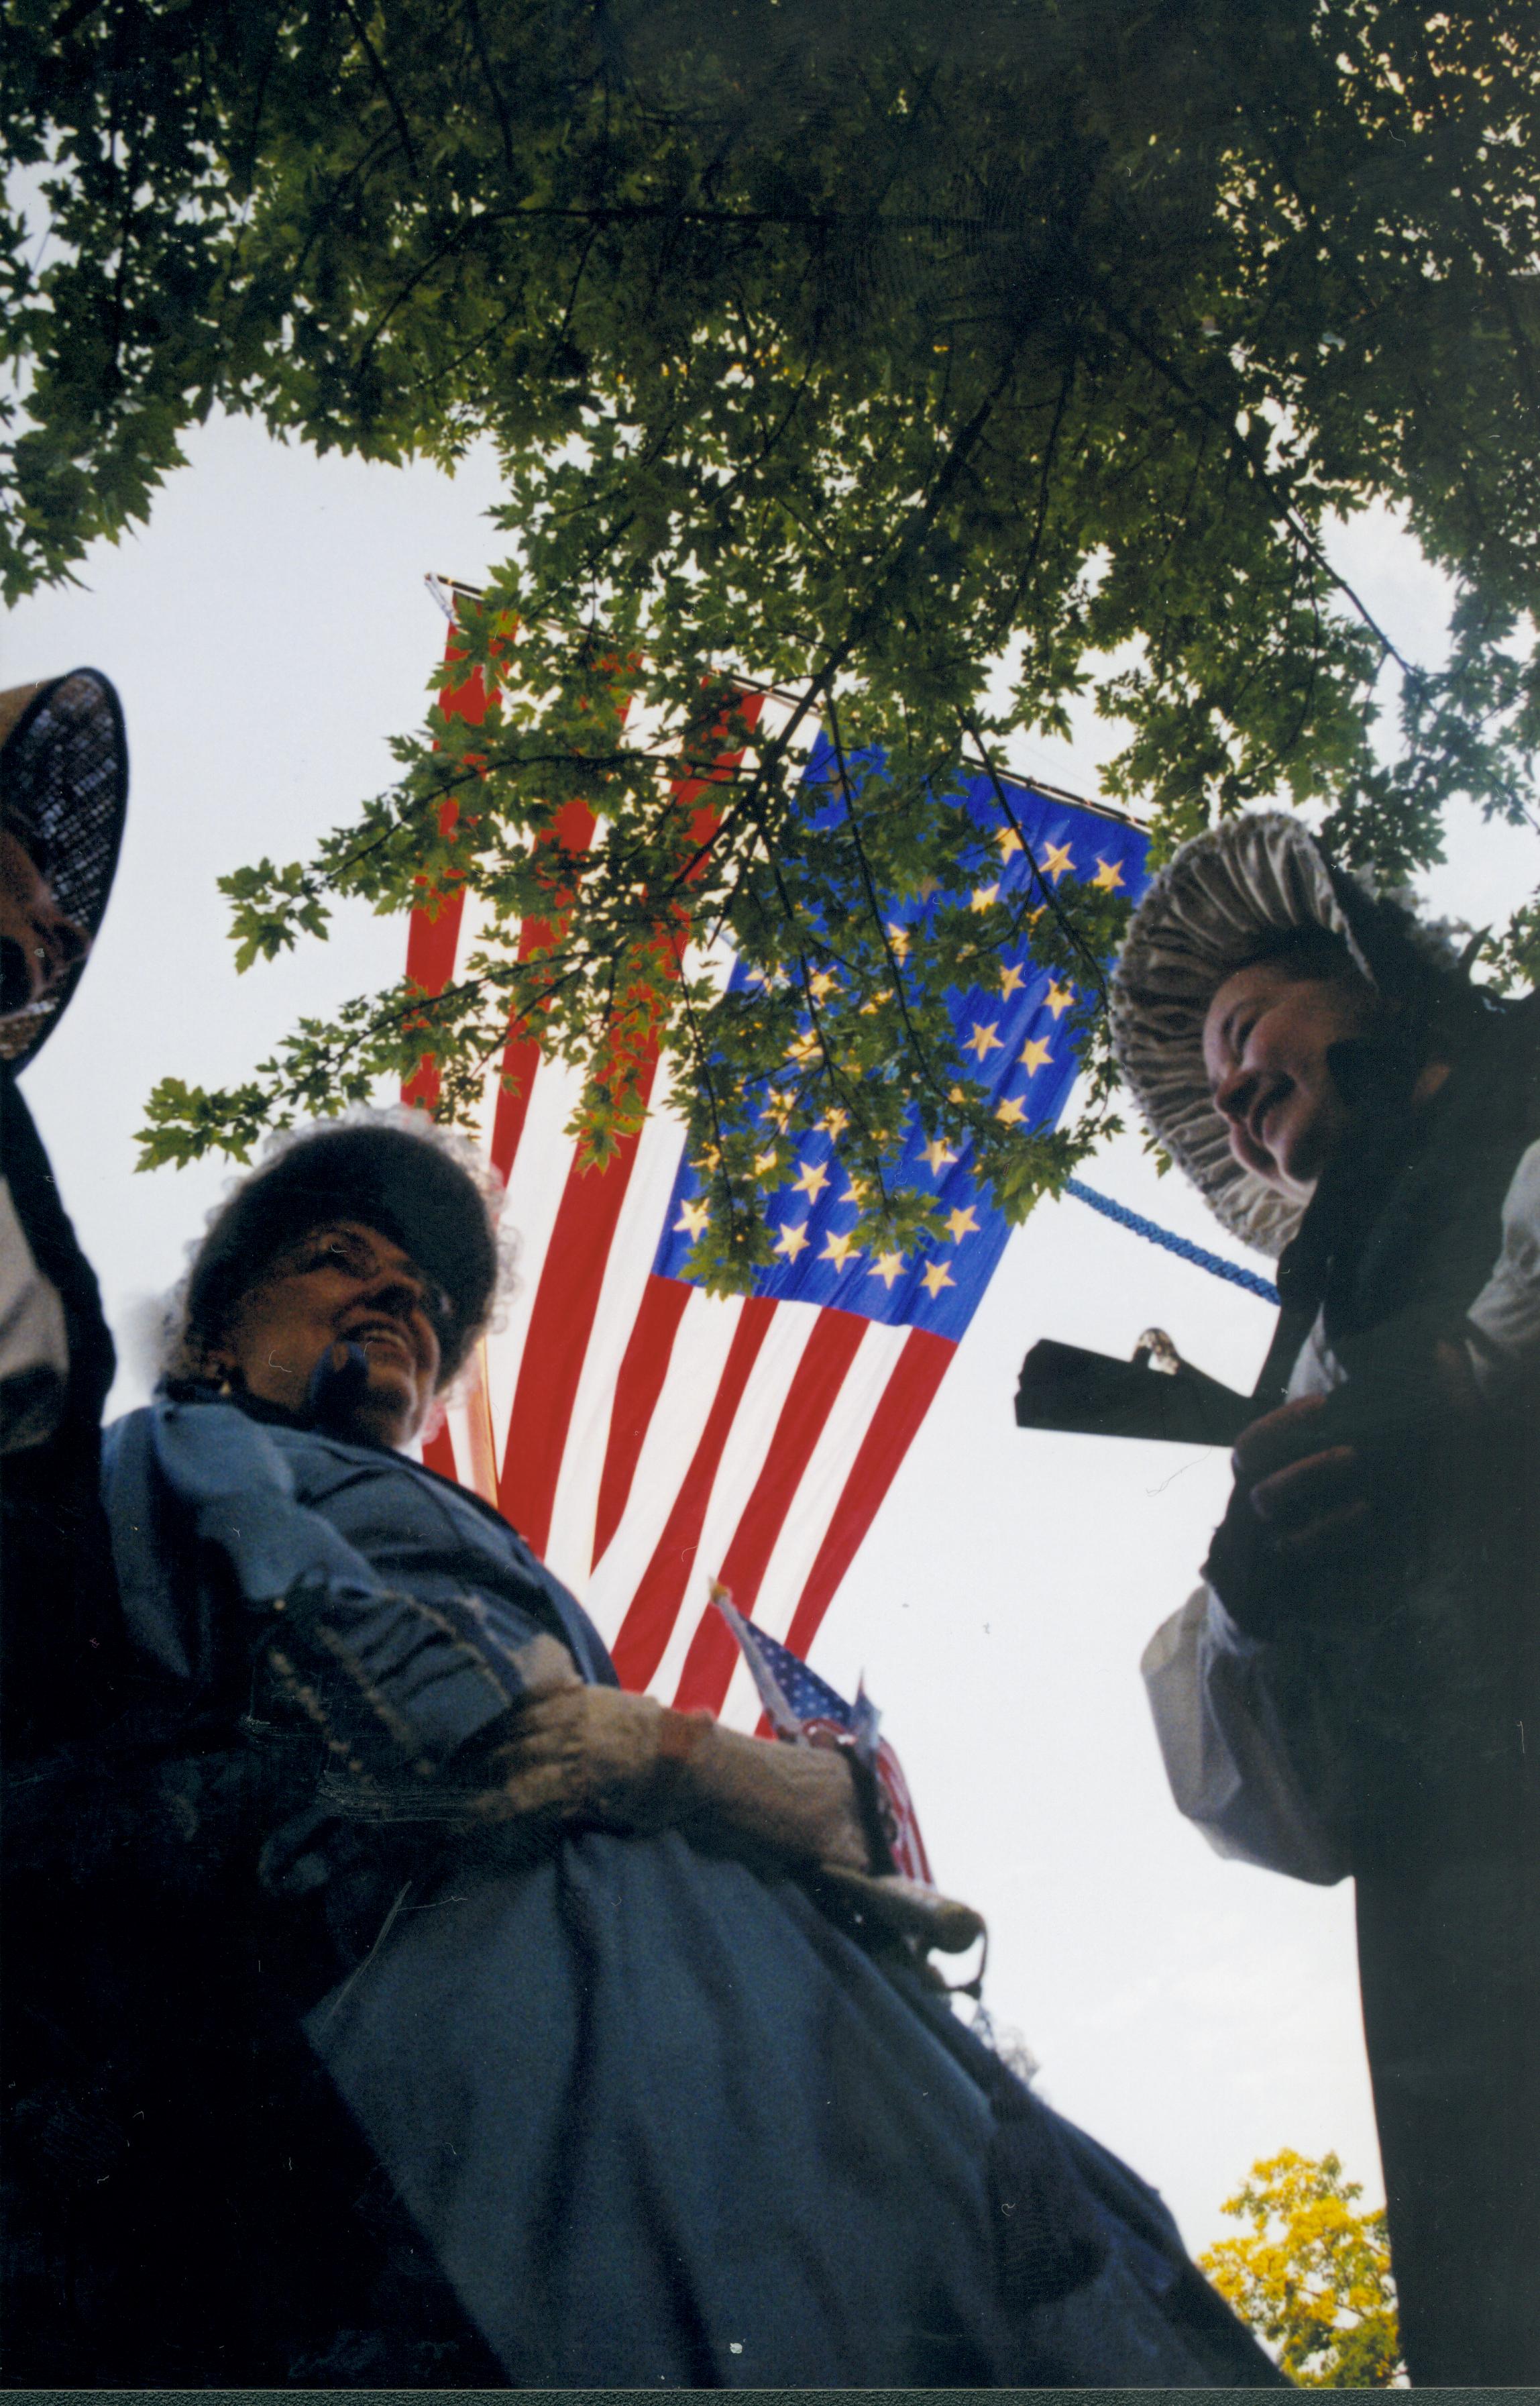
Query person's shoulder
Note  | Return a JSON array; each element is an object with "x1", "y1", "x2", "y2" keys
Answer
[
  {"x1": 1469, "y1": 987, "x2": 1540, "y2": 1096},
  {"x1": 109, "y1": 1391, "x2": 311, "y2": 1513},
  {"x1": 101, "y1": 1398, "x2": 156, "y2": 1473},
  {"x1": 97, "y1": 1412, "x2": 138, "y2": 1522}
]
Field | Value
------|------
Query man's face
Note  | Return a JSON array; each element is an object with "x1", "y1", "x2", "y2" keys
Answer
[
  {"x1": 0, "y1": 825, "x2": 90, "y2": 1014},
  {"x1": 1202, "y1": 958, "x2": 1377, "y2": 1200},
  {"x1": 213, "y1": 1219, "x2": 446, "y2": 1449}
]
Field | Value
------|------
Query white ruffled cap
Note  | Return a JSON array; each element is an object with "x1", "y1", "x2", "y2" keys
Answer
[{"x1": 1110, "y1": 813, "x2": 1374, "y2": 1259}]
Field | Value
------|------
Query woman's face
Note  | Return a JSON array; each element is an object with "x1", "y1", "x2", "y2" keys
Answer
[
  {"x1": 212, "y1": 1218, "x2": 445, "y2": 1449},
  {"x1": 0, "y1": 825, "x2": 90, "y2": 1015},
  {"x1": 1202, "y1": 958, "x2": 1378, "y2": 1200}
]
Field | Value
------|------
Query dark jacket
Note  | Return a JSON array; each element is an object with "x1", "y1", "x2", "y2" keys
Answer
[
  {"x1": 1149, "y1": 996, "x2": 1540, "y2": 2384},
  {"x1": 1203, "y1": 992, "x2": 1540, "y2": 1867},
  {"x1": 0, "y1": 1069, "x2": 151, "y2": 2387},
  {"x1": 0, "y1": 1068, "x2": 126, "y2": 1751}
]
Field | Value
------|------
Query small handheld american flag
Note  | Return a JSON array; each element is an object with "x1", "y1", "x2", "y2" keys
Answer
[{"x1": 710, "y1": 1581, "x2": 933, "y2": 1885}]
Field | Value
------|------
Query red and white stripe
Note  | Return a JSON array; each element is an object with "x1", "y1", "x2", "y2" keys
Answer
[{"x1": 408, "y1": 647, "x2": 957, "y2": 1730}]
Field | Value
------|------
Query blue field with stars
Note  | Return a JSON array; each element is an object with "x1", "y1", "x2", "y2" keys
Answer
[{"x1": 652, "y1": 745, "x2": 1150, "y2": 1342}]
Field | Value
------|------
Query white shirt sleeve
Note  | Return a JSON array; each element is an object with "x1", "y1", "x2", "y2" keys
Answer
[
  {"x1": 1140, "y1": 1306, "x2": 1348, "y2": 1879},
  {"x1": 0, "y1": 1172, "x2": 68, "y2": 1453},
  {"x1": 1142, "y1": 1585, "x2": 1348, "y2": 1885},
  {"x1": 1463, "y1": 1137, "x2": 1540, "y2": 1387}
]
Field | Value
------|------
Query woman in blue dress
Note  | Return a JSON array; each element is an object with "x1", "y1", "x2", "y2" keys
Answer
[{"x1": 97, "y1": 1112, "x2": 1279, "y2": 2387}]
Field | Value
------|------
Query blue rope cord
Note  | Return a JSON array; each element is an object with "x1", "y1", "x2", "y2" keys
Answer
[{"x1": 1064, "y1": 1178, "x2": 1280, "y2": 1306}]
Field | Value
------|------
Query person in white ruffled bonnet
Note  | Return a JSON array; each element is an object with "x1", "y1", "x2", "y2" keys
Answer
[{"x1": 1111, "y1": 811, "x2": 1540, "y2": 2385}]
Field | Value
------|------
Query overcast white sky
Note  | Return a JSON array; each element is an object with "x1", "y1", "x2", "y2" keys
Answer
[{"x1": 7, "y1": 411, "x2": 1535, "y2": 2256}]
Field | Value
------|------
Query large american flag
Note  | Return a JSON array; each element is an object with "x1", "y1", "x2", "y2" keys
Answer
[{"x1": 408, "y1": 629, "x2": 1150, "y2": 1733}]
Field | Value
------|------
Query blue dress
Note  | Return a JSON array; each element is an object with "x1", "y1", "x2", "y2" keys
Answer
[{"x1": 100, "y1": 1394, "x2": 1279, "y2": 2388}]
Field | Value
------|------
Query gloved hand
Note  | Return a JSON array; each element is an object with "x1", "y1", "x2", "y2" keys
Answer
[
  {"x1": 1206, "y1": 1341, "x2": 1482, "y2": 1636},
  {"x1": 1235, "y1": 1392, "x2": 1369, "y2": 1559},
  {"x1": 465, "y1": 1671, "x2": 873, "y2": 1873},
  {"x1": 1206, "y1": 1389, "x2": 1380, "y2": 1637},
  {"x1": 446, "y1": 1636, "x2": 987, "y2": 1954}
]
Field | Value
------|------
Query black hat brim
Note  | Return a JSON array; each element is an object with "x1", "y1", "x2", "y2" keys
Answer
[{"x1": 0, "y1": 670, "x2": 129, "y2": 1071}]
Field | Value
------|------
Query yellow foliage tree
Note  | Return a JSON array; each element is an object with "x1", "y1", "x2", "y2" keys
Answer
[{"x1": 1198, "y1": 2151, "x2": 1405, "y2": 2388}]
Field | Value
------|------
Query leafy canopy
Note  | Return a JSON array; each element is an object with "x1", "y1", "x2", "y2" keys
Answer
[
  {"x1": 1199, "y1": 2148, "x2": 1405, "y2": 2387},
  {"x1": 8, "y1": 1, "x2": 1537, "y2": 1277}
]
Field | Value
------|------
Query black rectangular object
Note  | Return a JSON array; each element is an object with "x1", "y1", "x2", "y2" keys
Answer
[{"x1": 1014, "y1": 1338, "x2": 1252, "y2": 1448}]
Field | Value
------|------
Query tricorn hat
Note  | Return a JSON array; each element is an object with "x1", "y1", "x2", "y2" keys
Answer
[
  {"x1": 182, "y1": 1112, "x2": 503, "y2": 1381},
  {"x1": 1110, "y1": 812, "x2": 1470, "y2": 1259},
  {"x1": 0, "y1": 670, "x2": 129, "y2": 1069}
]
